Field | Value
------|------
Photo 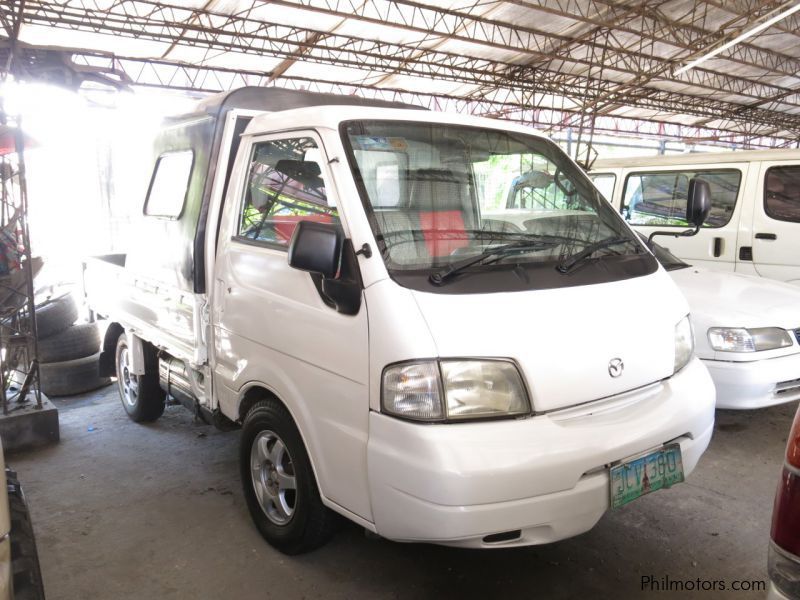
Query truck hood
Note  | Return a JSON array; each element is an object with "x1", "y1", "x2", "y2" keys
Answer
[
  {"x1": 669, "y1": 266, "x2": 800, "y2": 329},
  {"x1": 410, "y1": 270, "x2": 686, "y2": 412}
]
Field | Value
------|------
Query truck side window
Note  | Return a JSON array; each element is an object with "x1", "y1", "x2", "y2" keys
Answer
[
  {"x1": 238, "y1": 137, "x2": 338, "y2": 248},
  {"x1": 622, "y1": 169, "x2": 741, "y2": 228},
  {"x1": 144, "y1": 151, "x2": 194, "y2": 218},
  {"x1": 765, "y1": 166, "x2": 800, "y2": 224}
]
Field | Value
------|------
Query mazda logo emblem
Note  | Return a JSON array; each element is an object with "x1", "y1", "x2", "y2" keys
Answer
[{"x1": 608, "y1": 358, "x2": 624, "y2": 378}]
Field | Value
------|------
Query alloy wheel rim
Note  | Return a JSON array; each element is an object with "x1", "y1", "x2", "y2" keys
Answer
[
  {"x1": 250, "y1": 430, "x2": 297, "y2": 525},
  {"x1": 118, "y1": 346, "x2": 139, "y2": 407}
]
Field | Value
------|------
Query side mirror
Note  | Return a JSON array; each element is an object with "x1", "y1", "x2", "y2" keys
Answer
[
  {"x1": 288, "y1": 220, "x2": 343, "y2": 279},
  {"x1": 648, "y1": 177, "x2": 712, "y2": 244},
  {"x1": 686, "y1": 177, "x2": 711, "y2": 227}
]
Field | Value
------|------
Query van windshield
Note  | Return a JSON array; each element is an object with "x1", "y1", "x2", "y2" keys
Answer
[{"x1": 341, "y1": 120, "x2": 656, "y2": 292}]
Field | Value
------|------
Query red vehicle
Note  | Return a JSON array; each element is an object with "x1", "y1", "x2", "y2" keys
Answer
[{"x1": 770, "y1": 405, "x2": 800, "y2": 598}]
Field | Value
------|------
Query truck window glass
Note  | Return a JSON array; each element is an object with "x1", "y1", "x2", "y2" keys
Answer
[
  {"x1": 765, "y1": 165, "x2": 800, "y2": 224},
  {"x1": 342, "y1": 120, "x2": 656, "y2": 294},
  {"x1": 589, "y1": 173, "x2": 616, "y2": 202},
  {"x1": 238, "y1": 137, "x2": 338, "y2": 248},
  {"x1": 622, "y1": 169, "x2": 741, "y2": 228},
  {"x1": 144, "y1": 151, "x2": 193, "y2": 218}
]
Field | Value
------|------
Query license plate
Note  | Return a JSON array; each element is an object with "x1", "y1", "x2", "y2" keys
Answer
[{"x1": 610, "y1": 444, "x2": 684, "y2": 509}]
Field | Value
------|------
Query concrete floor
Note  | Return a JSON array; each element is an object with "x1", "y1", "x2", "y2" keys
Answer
[{"x1": 8, "y1": 384, "x2": 794, "y2": 599}]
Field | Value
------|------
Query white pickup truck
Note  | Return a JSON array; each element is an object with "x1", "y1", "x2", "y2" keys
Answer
[{"x1": 84, "y1": 87, "x2": 716, "y2": 554}]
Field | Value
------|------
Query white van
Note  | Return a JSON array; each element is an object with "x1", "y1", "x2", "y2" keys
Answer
[
  {"x1": 591, "y1": 149, "x2": 800, "y2": 284},
  {"x1": 84, "y1": 88, "x2": 715, "y2": 554}
]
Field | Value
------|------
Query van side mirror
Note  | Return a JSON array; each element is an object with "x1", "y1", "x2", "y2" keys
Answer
[
  {"x1": 288, "y1": 221, "x2": 343, "y2": 279},
  {"x1": 686, "y1": 177, "x2": 711, "y2": 227}
]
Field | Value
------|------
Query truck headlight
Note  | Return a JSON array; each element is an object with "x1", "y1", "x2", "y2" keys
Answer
[
  {"x1": 674, "y1": 315, "x2": 694, "y2": 373},
  {"x1": 382, "y1": 359, "x2": 530, "y2": 422},
  {"x1": 708, "y1": 327, "x2": 792, "y2": 353}
]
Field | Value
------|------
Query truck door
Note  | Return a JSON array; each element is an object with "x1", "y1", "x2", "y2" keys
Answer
[
  {"x1": 747, "y1": 161, "x2": 800, "y2": 285},
  {"x1": 619, "y1": 165, "x2": 747, "y2": 271},
  {"x1": 212, "y1": 131, "x2": 372, "y2": 521}
]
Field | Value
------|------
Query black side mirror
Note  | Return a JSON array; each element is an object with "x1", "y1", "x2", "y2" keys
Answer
[
  {"x1": 288, "y1": 220, "x2": 343, "y2": 279},
  {"x1": 648, "y1": 177, "x2": 712, "y2": 244},
  {"x1": 686, "y1": 177, "x2": 711, "y2": 227}
]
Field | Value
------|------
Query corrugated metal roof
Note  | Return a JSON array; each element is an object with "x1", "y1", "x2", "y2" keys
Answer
[{"x1": 2, "y1": 0, "x2": 800, "y2": 148}]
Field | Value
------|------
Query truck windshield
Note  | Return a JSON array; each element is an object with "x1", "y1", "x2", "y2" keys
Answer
[{"x1": 341, "y1": 120, "x2": 655, "y2": 292}]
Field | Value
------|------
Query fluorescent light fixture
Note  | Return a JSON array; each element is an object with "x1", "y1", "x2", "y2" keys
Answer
[{"x1": 675, "y1": 3, "x2": 800, "y2": 75}]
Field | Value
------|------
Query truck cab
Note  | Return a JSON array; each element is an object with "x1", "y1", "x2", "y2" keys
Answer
[{"x1": 85, "y1": 87, "x2": 716, "y2": 554}]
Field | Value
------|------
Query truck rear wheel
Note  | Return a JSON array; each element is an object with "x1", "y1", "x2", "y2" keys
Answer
[
  {"x1": 115, "y1": 336, "x2": 165, "y2": 422},
  {"x1": 240, "y1": 400, "x2": 337, "y2": 554}
]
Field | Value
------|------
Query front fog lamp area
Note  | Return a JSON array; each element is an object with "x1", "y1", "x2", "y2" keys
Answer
[
  {"x1": 382, "y1": 360, "x2": 530, "y2": 422},
  {"x1": 708, "y1": 327, "x2": 793, "y2": 353}
]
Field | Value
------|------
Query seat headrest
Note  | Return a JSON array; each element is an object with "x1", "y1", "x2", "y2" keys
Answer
[
  {"x1": 783, "y1": 183, "x2": 800, "y2": 201},
  {"x1": 767, "y1": 177, "x2": 785, "y2": 195},
  {"x1": 275, "y1": 159, "x2": 323, "y2": 188},
  {"x1": 408, "y1": 168, "x2": 469, "y2": 211}
]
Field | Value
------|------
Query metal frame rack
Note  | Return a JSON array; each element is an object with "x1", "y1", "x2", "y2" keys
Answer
[{"x1": 0, "y1": 112, "x2": 41, "y2": 415}]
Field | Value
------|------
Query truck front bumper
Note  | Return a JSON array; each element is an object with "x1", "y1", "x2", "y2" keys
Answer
[
  {"x1": 367, "y1": 358, "x2": 715, "y2": 548},
  {"x1": 703, "y1": 353, "x2": 800, "y2": 410}
]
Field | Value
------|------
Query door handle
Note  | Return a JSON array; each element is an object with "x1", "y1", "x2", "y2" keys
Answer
[
  {"x1": 713, "y1": 237, "x2": 723, "y2": 258},
  {"x1": 755, "y1": 232, "x2": 777, "y2": 240}
]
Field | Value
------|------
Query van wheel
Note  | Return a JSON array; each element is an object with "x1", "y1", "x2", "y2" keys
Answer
[
  {"x1": 240, "y1": 400, "x2": 337, "y2": 554},
  {"x1": 115, "y1": 336, "x2": 165, "y2": 422}
]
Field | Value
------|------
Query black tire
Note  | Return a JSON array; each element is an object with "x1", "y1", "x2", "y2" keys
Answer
[
  {"x1": 240, "y1": 400, "x2": 337, "y2": 555},
  {"x1": 38, "y1": 323, "x2": 100, "y2": 363},
  {"x1": 39, "y1": 352, "x2": 111, "y2": 397},
  {"x1": 6, "y1": 469, "x2": 45, "y2": 600},
  {"x1": 35, "y1": 294, "x2": 78, "y2": 339},
  {"x1": 114, "y1": 336, "x2": 165, "y2": 422}
]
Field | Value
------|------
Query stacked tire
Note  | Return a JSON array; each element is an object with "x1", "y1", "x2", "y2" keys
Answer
[{"x1": 35, "y1": 294, "x2": 110, "y2": 396}]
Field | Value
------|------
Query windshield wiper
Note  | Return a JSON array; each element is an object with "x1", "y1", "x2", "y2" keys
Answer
[
  {"x1": 556, "y1": 237, "x2": 639, "y2": 274},
  {"x1": 429, "y1": 240, "x2": 558, "y2": 285}
]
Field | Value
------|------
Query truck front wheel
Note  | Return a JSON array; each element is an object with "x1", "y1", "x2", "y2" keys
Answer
[
  {"x1": 115, "y1": 336, "x2": 165, "y2": 422},
  {"x1": 240, "y1": 400, "x2": 337, "y2": 554}
]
